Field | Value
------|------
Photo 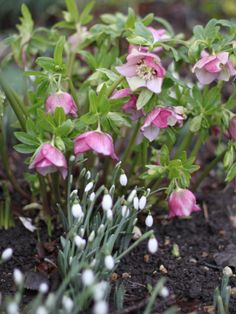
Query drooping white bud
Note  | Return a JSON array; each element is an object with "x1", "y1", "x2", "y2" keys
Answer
[
  {"x1": 80, "y1": 228, "x2": 85, "y2": 237},
  {"x1": 88, "y1": 231, "x2": 95, "y2": 242},
  {"x1": 98, "y1": 224, "x2": 105, "y2": 234},
  {"x1": 70, "y1": 189, "x2": 78, "y2": 197},
  {"x1": 133, "y1": 196, "x2": 139, "y2": 210},
  {"x1": 148, "y1": 237, "x2": 158, "y2": 254},
  {"x1": 119, "y1": 173, "x2": 128, "y2": 186},
  {"x1": 132, "y1": 226, "x2": 142, "y2": 240},
  {"x1": 1, "y1": 248, "x2": 13, "y2": 262},
  {"x1": 85, "y1": 182, "x2": 93, "y2": 193},
  {"x1": 13, "y1": 269, "x2": 23, "y2": 285},
  {"x1": 127, "y1": 189, "x2": 137, "y2": 202},
  {"x1": 145, "y1": 214, "x2": 153, "y2": 227},
  {"x1": 93, "y1": 300, "x2": 108, "y2": 314},
  {"x1": 39, "y1": 283, "x2": 49, "y2": 294},
  {"x1": 121, "y1": 205, "x2": 130, "y2": 218},
  {"x1": 7, "y1": 302, "x2": 19, "y2": 314},
  {"x1": 106, "y1": 209, "x2": 113, "y2": 221},
  {"x1": 82, "y1": 269, "x2": 95, "y2": 286},
  {"x1": 223, "y1": 266, "x2": 233, "y2": 277},
  {"x1": 86, "y1": 171, "x2": 91, "y2": 180},
  {"x1": 71, "y1": 203, "x2": 84, "y2": 220},
  {"x1": 139, "y1": 196, "x2": 147, "y2": 210},
  {"x1": 90, "y1": 192, "x2": 96, "y2": 202},
  {"x1": 104, "y1": 255, "x2": 115, "y2": 270},
  {"x1": 160, "y1": 287, "x2": 169, "y2": 298},
  {"x1": 35, "y1": 306, "x2": 48, "y2": 314},
  {"x1": 93, "y1": 281, "x2": 108, "y2": 301},
  {"x1": 62, "y1": 295, "x2": 74, "y2": 312},
  {"x1": 90, "y1": 258, "x2": 96, "y2": 268},
  {"x1": 74, "y1": 235, "x2": 86, "y2": 249},
  {"x1": 102, "y1": 194, "x2": 112, "y2": 211}
]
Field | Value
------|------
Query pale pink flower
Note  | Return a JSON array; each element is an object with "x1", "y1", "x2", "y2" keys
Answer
[
  {"x1": 68, "y1": 25, "x2": 89, "y2": 51},
  {"x1": 141, "y1": 107, "x2": 184, "y2": 141},
  {"x1": 29, "y1": 144, "x2": 67, "y2": 179},
  {"x1": 192, "y1": 51, "x2": 236, "y2": 85},
  {"x1": 45, "y1": 92, "x2": 77, "y2": 117},
  {"x1": 168, "y1": 188, "x2": 201, "y2": 218},
  {"x1": 228, "y1": 116, "x2": 236, "y2": 141},
  {"x1": 74, "y1": 131, "x2": 118, "y2": 160},
  {"x1": 116, "y1": 50, "x2": 165, "y2": 94},
  {"x1": 110, "y1": 88, "x2": 144, "y2": 120}
]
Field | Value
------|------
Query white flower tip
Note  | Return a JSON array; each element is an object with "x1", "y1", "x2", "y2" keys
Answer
[
  {"x1": 160, "y1": 286, "x2": 169, "y2": 298},
  {"x1": 36, "y1": 306, "x2": 48, "y2": 314},
  {"x1": 85, "y1": 181, "x2": 94, "y2": 193},
  {"x1": 90, "y1": 192, "x2": 96, "y2": 202},
  {"x1": 102, "y1": 194, "x2": 113, "y2": 211},
  {"x1": 39, "y1": 283, "x2": 49, "y2": 294},
  {"x1": 121, "y1": 205, "x2": 130, "y2": 218},
  {"x1": 74, "y1": 235, "x2": 86, "y2": 249},
  {"x1": 82, "y1": 269, "x2": 95, "y2": 286},
  {"x1": 139, "y1": 196, "x2": 147, "y2": 210},
  {"x1": 13, "y1": 269, "x2": 23, "y2": 285},
  {"x1": 148, "y1": 237, "x2": 158, "y2": 254},
  {"x1": 119, "y1": 173, "x2": 128, "y2": 186},
  {"x1": 1, "y1": 248, "x2": 13, "y2": 261},
  {"x1": 104, "y1": 255, "x2": 115, "y2": 270},
  {"x1": 133, "y1": 196, "x2": 139, "y2": 210},
  {"x1": 93, "y1": 300, "x2": 108, "y2": 314},
  {"x1": 106, "y1": 209, "x2": 113, "y2": 221},
  {"x1": 62, "y1": 295, "x2": 74, "y2": 312},
  {"x1": 145, "y1": 214, "x2": 153, "y2": 227},
  {"x1": 71, "y1": 203, "x2": 84, "y2": 219}
]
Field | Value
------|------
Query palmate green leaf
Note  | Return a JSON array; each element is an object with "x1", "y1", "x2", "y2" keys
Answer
[
  {"x1": 142, "y1": 13, "x2": 154, "y2": 26},
  {"x1": 65, "y1": 0, "x2": 79, "y2": 23},
  {"x1": 136, "y1": 89, "x2": 153, "y2": 110},
  {"x1": 226, "y1": 163, "x2": 236, "y2": 182},
  {"x1": 125, "y1": 8, "x2": 136, "y2": 29},
  {"x1": 193, "y1": 25, "x2": 205, "y2": 40},
  {"x1": 14, "y1": 144, "x2": 37, "y2": 154},
  {"x1": 79, "y1": 1, "x2": 95, "y2": 25},
  {"x1": 154, "y1": 17, "x2": 174, "y2": 36},
  {"x1": 56, "y1": 120, "x2": 74, "y2": 137},
  {"x1": 17, "y1": 4, "x2": 34, "y2": 46},
  {"x1": 108, "y1": 112, "x2": 131, "y2": 128},
  {"x1": 97, "y1": 68, "x2": 119, "y2": 82},
  {"x1": 14, "y1": 132, "x2": 39, "y2": 146}
]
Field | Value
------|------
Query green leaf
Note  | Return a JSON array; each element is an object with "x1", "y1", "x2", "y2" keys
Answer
[
  {"x1": 108, "y1": 112, "x2": 131, "y2": 128},
  {"x1": 14, "y1": 144, "x2": 36, "y2": 154},
  {"x1": 134, "y1": 21, "x2": 153, "y2": 42},
  {"x1": 193, "y1": 25, "x2": 205, "y2": 40},
  {"x1": 224, "y1": 146, "x2": 234, "y2": 168},
  {"x1": 125, "y1": 8, "x2": 136, "y2": 29},
  {"x1": 14, "y1": 132, "x2": 39, "y2": 146},
  {"x1": 142, "y1": 13, "x2": 154, "y2": 26},
  {"x1": 190, "y1": 116, "x2": 202, "y2": 133},
  {"x1": 65, "y1": 0, "x2": 79, "y2": 22},
  {"x1": 160, "y1": 145, "x2": 169, "y2": 166},
  {"x1": 79, "y1": 1, "x2": 95, "y2": 25},
  {"x1": 226, "y1": 163, "x2": 236, "y2": 182},
  {"x1": 136, "y1": 89, "x2": 153, "y2": 110},
  {"x1": 154, "y1": 17, "x2": 174, "y2": 36},
  {"x1": 56, "y1": 120, "x2": 74, "y2": 137},
  {"x1": 89, "y1": 89, "x2": 97, "y2": 113},
  {"x1": 54, "y1": 37, "x2": 65, "y2": 65},
  {"x1": 97, "y1": 68, "x2": 119, "y2": 81},
  {"x1": 54, "y1": 107, "x2": 66, "y2": 126}
]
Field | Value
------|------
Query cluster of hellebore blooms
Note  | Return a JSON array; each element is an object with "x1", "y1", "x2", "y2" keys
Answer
[{"x1": 28, "y1": 24, "x2": 236, "y2": 219}]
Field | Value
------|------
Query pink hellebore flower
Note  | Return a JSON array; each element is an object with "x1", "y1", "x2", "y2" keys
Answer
[
  {"x1": 74, "y1": 131, "x2": 118, "y2": 160},
  {"x1": 228, "y1": 116, "x2": 236, "y2": 141},
  {"x1": 110, "y1": 88, "x2": 144, "y2": 120},
  {"x1": 29, "y1": 143, "x2": 68, "y2": 179},
  {"x1": 45, "y1": 92, "x2": 77, "y2": 117},
  {"x1": 168, "y1": 188, "x2": 201, "y2": 218},
  {"x1": 192, "y1": 51, "x2": 236, "y2": 85},
  {"x1": 141, "y1": 107, "x2": 184, "y2": 142},
  {"x1": 68, "y1": 24, "x2": 89, "y2": 52},
  {"x1": 116, "y1": 50, "x2": 166, "y2": 94}
]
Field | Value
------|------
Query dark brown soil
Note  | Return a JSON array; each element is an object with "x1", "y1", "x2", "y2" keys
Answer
[{"x1": 1, "y1": 184, "x2": 236, "y2": 313}]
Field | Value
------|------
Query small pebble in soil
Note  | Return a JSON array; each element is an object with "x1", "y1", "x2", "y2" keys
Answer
[
  {"x1": 144, "y1": 254, "x2": 150, "y2": 263},
  {"x1": 122, "y1": 272, "x2": 131, "y2": 279},
  {"x1": 159, "y1": 265, "x2": 168, "y2": 274},
  {"x1": 110, "y1": 273, "x2": 118, "y2": 282}
]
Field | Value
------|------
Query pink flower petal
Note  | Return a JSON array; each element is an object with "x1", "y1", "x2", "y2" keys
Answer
[
  {"x1": 194, "y1": 68, "x2": 217, "y2": 85},
  {"x1": 110, "y1": 88, "x2": 131, "y2": 99},
  {"x1": 126, "y1": 76, "x2": 146, "y2": 91},
  {"x1": 146, "y1": 77, "x2": 163, "y2": 93}
]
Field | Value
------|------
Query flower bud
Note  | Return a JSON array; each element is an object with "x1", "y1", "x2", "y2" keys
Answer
[
  {"x1": 1, "y1": 248, "x2": 13, "y2": 262},
  {"x1": 106, "y1": 209, "x2": 113, "y2": 221},
  {"x1": 223, "y1": 266, "x2": 233, "y2": 277},
  {"x1": 148, "y1": 237, "x2": 158, "y2": 254},
  {"x1": 62, "y1": 295, "x2": 74, "y2": 312},
  {"x1": 90, "y1": 192, "x2": 96, "y2": 202},
  {"x1": 93, "y1": 281, "x2": 108, "y2": 301},
  {"x1": 127, "y1": 189, "x2": 137, "y2": 202},
  {"x1": 86, "y1": 171, "x2": 91, "y2": 180},
  {"x1": 88, "y1": 231, "x2": 95, "y2": 242},
  {"x1": 71, "y1": 203, "x2": 84, "y2": 220},
  {"x1": 45, "y1": 92, "x2": 77, "y2": 117},
  {"x1": 39, "y1": 283, "x2": 49, "y2": 294},
  {"x1": 139, "y1": 196, "x2": 147, "y2": 210},
  {"x1": 119, "y1": 173, "x2": 128, "y2": 186},
  {"x1": 121, "y1": 205, "x2": 130, "y2": 218},
  {"x1": 85, "y1": 182, "x2": 93, "y2": 193},
  {"x1": 36, "y1": 306, "x2": 48, "y2": 314},
  {"x1": 82, "y1": 269, "x2": 95, "y2": 286},
  {"x1": 98, "y1": 224, "x2": 105, "y2": 234},
  {"x1": 160, "y1": 287, "x2": 169, "y2": 298},
  {"x1": 133, "y1": 196, "x2": 139, "y2": 210},
  {"x1": 145, "y1": 214, "x2": 153, "y2": 227},
  {"x1": 104, "y1": 255, "x2": 115, "y2": 270},
  {"x1": 93, "y1": 300, "x2": 108, "y2": 314},
  {"x1": 102, "y1": 194, "x2": 113, "y2": 211},
  {"x1": 13, "y1": 269, "x2": 23, "y2": 285},
  {"x1": 80, "y1": 228, "x2": 85, "y2": 237},
  {"x1": 132, "y1": 226, "x2": 142, "y2": 240},
  {"x1": 7, "y1": 302, "x2": 19, "y2": 314},
  {"x1": 74, "y1": 235, "x2": 86, "y2": 250}
]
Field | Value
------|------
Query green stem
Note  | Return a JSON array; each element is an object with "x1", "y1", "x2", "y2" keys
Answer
[
  {"x1": 51, "y1": 173, "x2": 61, "y2": 207},
  {"x1": 175, "y1": 129, "x2": 193, "y2": 158},
  {"x1": 67, "y1": 52, "x2": 76, "y2": 79},
  {"x1": 144, "y1": 278, "x2": 166, "y2": 314},
  {"x1": 38, "y1": 175, "x2": 50, "y2": 216},
  {"x1": 192, "y1": 149, "x2": 227, "y2": 191},
  {"x1": 0, "y1": 75, "x2": 26, "y2": 131},
  {"x1": 116, "y1": 230, "x2": 154, "y2": 261},
  {"x1": 190, "y1": 134, "x2": 203, "y2": 160},
  {"x1": 106, "y1": 76, "x2": 124, "y2": 98},
  {"x1": 122, "y1": 122, "x2": 140, "y2": 167},
  {"x1": 69, "y1": 79, "x2": 79, "y2": 111}
]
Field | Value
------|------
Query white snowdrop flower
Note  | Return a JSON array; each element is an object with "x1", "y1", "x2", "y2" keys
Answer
[
  {"x1": 88, "y1": 231, "x2": 95, "y2": 242},
  {"x1": 82, "y1": 269, "x2": 95, "y2": 286},
  {"x1": 139, "y1": 196, "x2": 147, "y2": 210},
  {"x1": 106, "y1": 209, "x2": 113, "y2": 221},
  {"x1": 86, "y1": 170, "x2": 91, "y2": 180},
  {"x1": 121, "y1": 205, "x2": 130, "y2": 218},
  {"x1": 98, "y1": 224, "x2": 105, "y2": 234},
  {"x1": 85, "y1": 181, "x2": 93, "y2": 193},
  {"x1": 119, "y1": 173, "x2": 128, "y2": 186},
  {"x1": 80, "y1": 227, "x2": 85, "y2": 237},
  {"x1": 93, "y1": 300, "x2": 108, "y2": 314},
  {"x1": 104, "y1": 255, "x2": 115, "y2": 270},
  {"x1": 132, "y1": 226, "x2": 142, "y2": 240},
  {"x1": 90, "y1": 192, "x2": 96, "y2": 202},
  {"x1": 146, "y1": 188, "x2": 151, "y2": 197},
  {"x1": 93, "y1": 281, "x2": 108, "y2": 301},
  {"x1": 39, "y1": 283, "x2": 49, "y2": 294},
  {"x1": 70, "y1": 189, "x2": 78, "y2": 197},
  {"x1": 145, "y1": 214, "x2": 153, "y2": 227},
  {"x1": 102, "y1": 194, "x2": 113, "y2": 211},
  {"x1": 71, "y1": 203, "x2": 84, "y2": 220},
  {"x1": 7, "y1": 302, "x2": 19, "y2": 314},
  {"x1": 74, "y1": 235, "x2": 86, "y2": 250},
  {"x1": 90, "y1": 258, "x2": 96, "y2": 268},
  {"x1": 160, "y1": 287, "x2": 169, "y2": 298},
  {"x1": 69, "y1": 155, "x2": 75, "y2": 162},
  {"x1": 1, "y1": 248, "x2": 13, "y2": 262},
  {"x1": 127, "y1": 189, "x2": 136, "y2": 202},
  {"x1": 36, "y1": 306, "x2": 48, "y2": 314},
  {"x1": 109, "y1": 184, "x2": 115, "y2": 194},
  {"x1": 13, "y1": 269, "x2": 23, "y2": 285},
  {"x1": 62, "y1": 295, "x2": 74, "y2": 312},
  {"x1": 148, "y1": 237, "x2": 158, "y2": 254},
  {"x1": 133, "y1": 196, "x2": 139, "y2": 210},
  {"x1": 133, "y1": 218, "x2": 138, "y2": 226},
  {"x1": 223, "y1": 266, "x2": 233, "y2": 277},
  {"x1": 45, "y1": 293, "x2": 56, "y2": 308}
]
